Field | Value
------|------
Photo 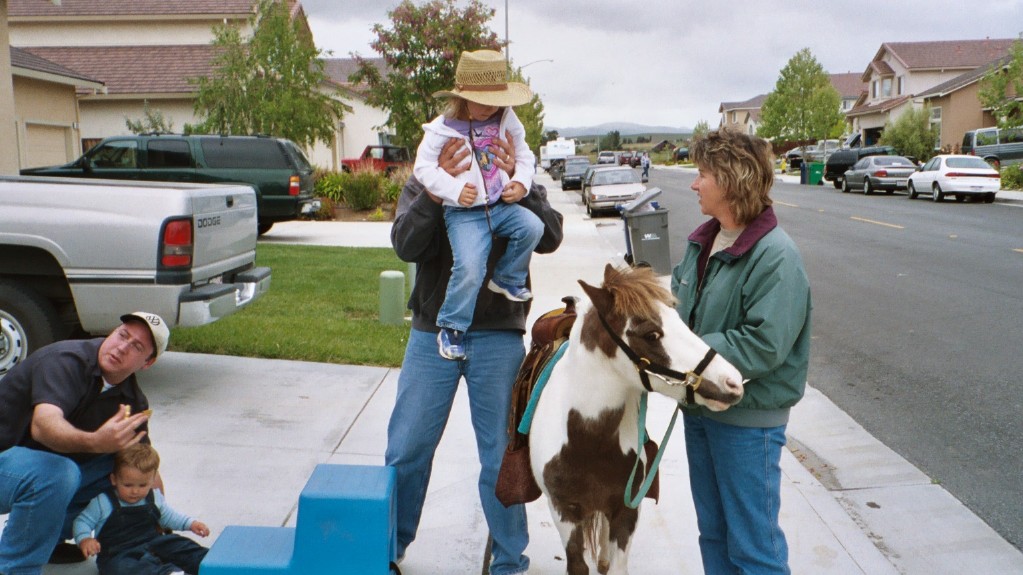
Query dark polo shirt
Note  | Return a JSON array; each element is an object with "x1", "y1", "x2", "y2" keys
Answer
[{"x1": 0, "y1": 338, "x2": 150, "y2": 461}]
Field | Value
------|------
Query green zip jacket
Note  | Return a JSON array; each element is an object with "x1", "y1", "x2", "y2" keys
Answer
[{"x1": 671, "y1": 206, "x2": 812, "y2": 428}]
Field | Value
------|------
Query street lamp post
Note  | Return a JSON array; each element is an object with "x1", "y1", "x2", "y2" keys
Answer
[{"x1": 519, "y1": 58, "x2": 554, "y2": 71}]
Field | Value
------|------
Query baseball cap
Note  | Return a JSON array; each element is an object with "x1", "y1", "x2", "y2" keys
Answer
[{"x1": 120, "y1": 312, "x2": 170, "y2": 358}]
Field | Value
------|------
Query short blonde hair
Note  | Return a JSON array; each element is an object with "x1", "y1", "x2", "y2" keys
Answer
[
  {"x1": 442, "y1": 97, "x2": 470, "y2": 120},
  {"x1": 114, "y1": 443, "x2": 160, "y2": 475},
  {"x1": 690, "y1": 128, "x2": 775, "y2": 226}
]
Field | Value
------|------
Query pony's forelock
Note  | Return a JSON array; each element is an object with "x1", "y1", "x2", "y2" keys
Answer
[{"x1": 603, "y1": 266, "x2": 675, "y2": 320}]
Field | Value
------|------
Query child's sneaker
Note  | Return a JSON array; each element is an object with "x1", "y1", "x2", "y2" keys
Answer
[
  {"x1": 437, "y1": 328, "x2": 466, "y2": 360},
  {"x1": 488, "y1": 279, "x2": 533, "y2": 302}
]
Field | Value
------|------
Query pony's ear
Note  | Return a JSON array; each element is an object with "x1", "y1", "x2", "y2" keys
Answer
[
  {"x1": 578, "y1": 279, "x2": 613, "y2": 313},
  {"x1": 603, "y1": 263, "x2": 616, "y2": 283}
]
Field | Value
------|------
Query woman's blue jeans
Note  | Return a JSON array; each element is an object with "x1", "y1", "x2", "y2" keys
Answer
[
  {"x1": 385, "y1": 329, "x2": 529, "y2": 575},
  {"x1": 439, "y1": 202, "x2": 543, "y2": 332},
  {"x1": 0, "y1": 447, "x2": 81, "y2": 575},
  {"x1": 683, "y1": 413, "x2": 790, "y2": 575}
]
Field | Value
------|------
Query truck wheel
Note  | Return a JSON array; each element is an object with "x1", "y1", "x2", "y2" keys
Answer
[
  {"x1": 0, "y1": 280, "x2": 64, "y2": 379},
  {"x1": 258, "y1": 222, "x2": 274, "y2": 236},
  {"x1": 833, "y1": 178, "x2": 842, "y2": 190}
]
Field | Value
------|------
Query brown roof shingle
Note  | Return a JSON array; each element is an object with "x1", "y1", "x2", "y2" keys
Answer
[
  {"x1": 23, "y1": 45, "x2": 221, "y2": 95},
  {"x1": 881, "y1": 39, "x2": 1017, "y2": 71},
  {"x1": 10, "y1": 45, "x2": 102, "y2": 85},
  {"x1": 8, "y1": 0, "x2": 256, "y2": 17},
  {"x1": 829, "y1": 72, "x2": 866, "y2": 99}
]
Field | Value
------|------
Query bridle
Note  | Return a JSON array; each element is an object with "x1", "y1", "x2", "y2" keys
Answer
[
  {"x1": 595, "y1": 310, "x2": 720, "y2": 509},
  {"x1": 595, "y1": 311, "x2": 717, "y2": 405}
]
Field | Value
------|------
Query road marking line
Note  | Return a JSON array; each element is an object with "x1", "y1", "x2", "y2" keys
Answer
[
  {"x1": 850, "y1": 216, "x2": 904, "y2": 229},
  {"x1": 774, "y1": 200, "x2": 799, "y2": 208},
  {"x1": 1014, "y1": 248, "x2": 1023, "y2": 254}
]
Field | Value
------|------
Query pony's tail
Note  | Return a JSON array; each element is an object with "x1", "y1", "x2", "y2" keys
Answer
[{"x1": 585, "y1": 513, "x2": 612, "y2": 572}]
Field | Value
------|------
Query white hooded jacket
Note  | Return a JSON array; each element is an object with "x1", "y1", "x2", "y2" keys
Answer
[{"x1": 413, "y1": 107, "x2": 535, "y2": 208}]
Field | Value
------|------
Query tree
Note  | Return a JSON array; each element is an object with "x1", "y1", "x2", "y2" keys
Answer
[
  {"x1": 978, "y1": 39, "x2": 1023, "y2": 129},
  {"x1": 125, "y1": 100, "x2": 174, "y2": 134},
  {"x1": 509, "y1": 66, "x2": 545, "y2": 155},
  {"x1": 757, "y1": 48, "x2": 843, "y2": 150},
  {"x1": 691, "y1": 120, "x2": 711, "y2": 141},
  {"x1": 600, "y1": 130, "x2": 621, "y2": 151},
  {"x1": 543, "y1": 129, "x2": 560, "y2": 142},
  {"x1": 878, "y1": 105, "x2": 938, "y2": 162},
  {"x1": 351, "y1": 0, "x2": 500, "y2": 151},
  {"x1": 191, "y1": 0, "x2": 347, "y2": 147}
]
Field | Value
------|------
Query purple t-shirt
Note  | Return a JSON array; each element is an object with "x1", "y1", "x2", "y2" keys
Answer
[{"x1": 443, "y1": 114, "x2": 503, "y2": 203}]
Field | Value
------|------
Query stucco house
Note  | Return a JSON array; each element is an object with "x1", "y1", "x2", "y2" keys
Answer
[
  {"x1": 719, "y1": 73, "x2": 866, "y2": 139},
  {"x1": 915, "y1": 52, "x2": 1019, "y2": 152},
  {"x1": 6, "y1": 0, "x2": 392, "y2": 170},
  {"x1": 718, "y1": 93, "x2": 767, "y2": 135},
  {"x1": 845, "y1": 39, "x2": 1016, "y2": 146},
  {"x1": 9, "y1": 45, "x2": 104, "y2": 168}
]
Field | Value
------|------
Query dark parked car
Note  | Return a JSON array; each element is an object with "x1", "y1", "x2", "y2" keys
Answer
[
  {"x1": 784, "y1": 148, "x2": 803, "y2": 170},
  {"x1": 21, "y1": 134, "x2": 318, "y2": 235},
  {"x1": 674, "y1": 147, "x2": 690, "y2": 162},
  {"x1": 841, "y1": 155, "x2": 917, "y2": 194},
  {"x1": 560, "y1": 156, "x2": 591, "y2": 190},
  {"x1": 961, "y1": 126, "x2": 1023, "y2": 169}
]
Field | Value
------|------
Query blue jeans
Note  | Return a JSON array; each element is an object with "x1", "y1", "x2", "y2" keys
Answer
[
  {"x1": 385, "y1": 329, "x2": 529, "y2": 575},
  {"x1": 0, "y1": 447, "x2": 81, "y2": 575},
  {"x1": 439, "y1": 202, "x2": 543, "y2": 332},
  {"x1": 683, "y1": 414, "x2": 790, "y2": 575}
]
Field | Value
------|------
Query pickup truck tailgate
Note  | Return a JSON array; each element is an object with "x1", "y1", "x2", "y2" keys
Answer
[{"x1": 188, "y1": 184, "x2": 259, "y2": 277}]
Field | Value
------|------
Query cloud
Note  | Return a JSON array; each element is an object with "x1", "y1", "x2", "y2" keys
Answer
[{"x1": 304, "y1": 0, "x2": 1023, "y2": 130}]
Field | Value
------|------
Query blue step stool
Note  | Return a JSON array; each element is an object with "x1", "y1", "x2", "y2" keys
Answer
[{"x1": 200, "y1": 464, "x2": 397, "y2": 575}]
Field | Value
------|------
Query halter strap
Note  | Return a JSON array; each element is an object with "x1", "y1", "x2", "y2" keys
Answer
[
  {"x1": 595, "y1": 311, "x2": 717, "y2": 404},
  {"x1": 593, "y1": 310, "x2": 719, "y2": 508}
]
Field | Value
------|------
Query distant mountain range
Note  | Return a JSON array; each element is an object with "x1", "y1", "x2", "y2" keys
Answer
[{"x1": 549, "y1": 122, "x2": 692, "y2": 138}]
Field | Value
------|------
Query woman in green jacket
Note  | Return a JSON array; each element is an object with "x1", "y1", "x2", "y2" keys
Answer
[{"x1": 671, "y1": 128, "x2": 812, "y2": 575}]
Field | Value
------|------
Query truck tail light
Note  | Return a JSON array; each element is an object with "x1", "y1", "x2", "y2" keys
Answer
[
  {"x1": 160, "y1": 218, "x2": 193, "y2": 268},
  {"x1": 289, "y1": 175, "x2": 301, "y2": 196}
]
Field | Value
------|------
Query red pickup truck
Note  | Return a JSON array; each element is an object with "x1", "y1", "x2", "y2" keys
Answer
[{"x1": 341, "y1": 145, "x2": 411, "y2": 174}]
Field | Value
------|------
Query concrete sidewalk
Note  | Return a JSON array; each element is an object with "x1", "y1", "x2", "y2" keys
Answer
[{"x1": 27, "y1": 171, "x2": 1023, "y2": 574}]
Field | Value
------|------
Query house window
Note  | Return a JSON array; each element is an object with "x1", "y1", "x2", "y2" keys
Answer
[
  {"x1": 882, "y1": 78, "x2": 892, "y2": 98},
  {"x1": 897, "y1": 76, "x2": 905, "y2": 95},
  {"x1": 872, "y1": 81, "x2": 878, "y2": 98},
  {"x1": 930, "y1": 107, "x2": 942, "y2": 150},
  {"x1": 730, "y1": 111, "x2": 736, "y2": 123}
]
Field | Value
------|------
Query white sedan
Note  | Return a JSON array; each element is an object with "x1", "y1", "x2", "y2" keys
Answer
[
  {"x1": 583, "y1": 166, "x2": 645, "y2": 216},
  {"x1": 907, "y1": 154, "x2": 1000, "y2": 203}
]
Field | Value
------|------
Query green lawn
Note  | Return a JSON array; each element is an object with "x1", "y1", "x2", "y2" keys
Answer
[{"x1": 168, "y1": 244, "x2": 410, "y2": 367}]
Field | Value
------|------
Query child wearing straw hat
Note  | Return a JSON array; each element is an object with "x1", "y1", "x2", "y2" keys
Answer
[{"x1": 414, "y1": 49, "x2": 544, "y2": 360}]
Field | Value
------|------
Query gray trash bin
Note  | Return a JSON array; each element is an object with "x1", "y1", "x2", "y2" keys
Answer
[{"x1": 622, "y1": 188, "x2": 671, "y2": 275}]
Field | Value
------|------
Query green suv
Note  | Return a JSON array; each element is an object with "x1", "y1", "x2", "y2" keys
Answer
[{"x1": 21, "y1": 134, "x2": 318, "y2": 235}]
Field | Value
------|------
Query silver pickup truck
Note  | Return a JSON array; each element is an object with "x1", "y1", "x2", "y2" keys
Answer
[{"x1": 0, "y1": 176, "x2": 272, "y2": 377}]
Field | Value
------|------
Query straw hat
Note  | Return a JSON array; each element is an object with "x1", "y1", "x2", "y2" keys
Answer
[{"x1": 432, "y1": 49, "x2": 533, "y2": 107}]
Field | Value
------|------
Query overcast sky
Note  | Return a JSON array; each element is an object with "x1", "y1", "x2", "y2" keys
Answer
[{"x1": 302, "y1": 1, "x2": 1022, "y2": 131}]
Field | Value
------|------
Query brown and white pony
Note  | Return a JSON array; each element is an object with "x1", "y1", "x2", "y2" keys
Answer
[{"x1": 528, "y1": 264, "x2": 744, "y2": 574}]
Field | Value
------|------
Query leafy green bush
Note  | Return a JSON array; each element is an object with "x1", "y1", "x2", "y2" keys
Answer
[
  {"x1": 314, "y1": 171, "x2": 345, "y2": 203},
  {"x1": 342, "y1": 166, "x2": 385, "y2": 210},
  {"x1": 1001, "y1": 164, "x2": 1023, "y2": 190}
]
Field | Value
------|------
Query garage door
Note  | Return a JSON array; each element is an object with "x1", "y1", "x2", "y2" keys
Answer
[{"x1": 24, "y1": 124, "x2": 71, "y2": 168}]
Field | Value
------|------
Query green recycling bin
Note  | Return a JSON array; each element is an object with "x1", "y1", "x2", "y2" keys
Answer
[{"x1": 807, "y1": 162, "x2": 824, "y2": 186}]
